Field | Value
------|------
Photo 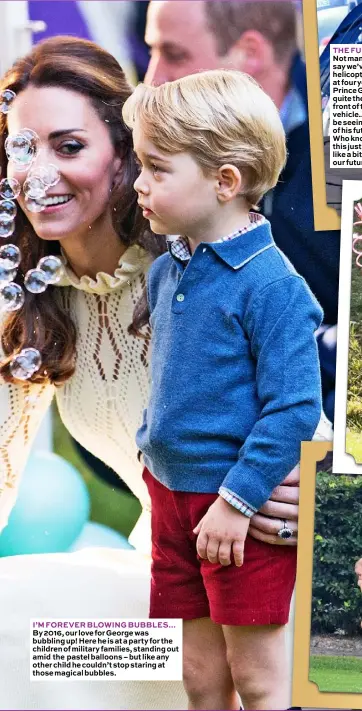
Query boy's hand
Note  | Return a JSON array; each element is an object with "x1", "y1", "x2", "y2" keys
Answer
[{"x1": 193, "y1": 496, "x2": 250, "y2": 567}]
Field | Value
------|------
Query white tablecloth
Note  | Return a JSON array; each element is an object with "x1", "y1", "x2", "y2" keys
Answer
[{"x1": 0, "y1": 548, "x2": 187, "y2": 710}]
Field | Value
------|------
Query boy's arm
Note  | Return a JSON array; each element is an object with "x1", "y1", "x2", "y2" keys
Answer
[{"x1": 219, "y1": 274, "x2": 323, "y2": 515}]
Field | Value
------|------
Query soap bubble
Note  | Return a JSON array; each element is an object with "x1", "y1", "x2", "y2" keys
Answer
[
  {"x1": 10, "y1": 347, "x2": 42, "y2": 380},
  {"x1": 33, "y1": 164, "x2": 60, "y2": 189},
  {"x1": 22, "y1": 347, "x2": 42, "y2": 370},
  {"x1": 0, "y1": 90, "x2": 16, "y2": 115},
  {"x1": 1, "y1": 90, "x2": 16, "y2": 103},
  {"x1": 0, "y1": 178, "x2": 21, "y2": 200},
  {"x1": 23, "y1": 176, "x2": 47, "y2": 200},
  {"x1": 10, "y1": 356, "x2": 32, "y2": 380},
  {"x1": 0, "y1": 244, "x2": 21, "y2": 270},
  {"x1": 37, "y1": 256, "x2": 64, "y2": 284},
  {"x1": 0, "y1": 199, "x2": 17, "y2": 222},
  {"x1": 0, "y1": 218, "x2": 15, "y2": 239},
  {"x1": 24, "y1": 268, "x2": 48, "y2": 293},
  {"x1": 5, "y1": 133, "x2": 35, "y2": 169},
  {"x1": 20, "y1": 128, "x2": 38, "y2": 148},
  {"x1": 24, "y1": 196, "x2": 44, "y2": 213},
  {"x1": 0, "y1": 282, "x2": 24, "y2": 312},
  {"x1": 42, "y1": 164, "x2": 60, "y2": 188},
  {"x1": 0, "y1": 266, "x2": 17, "y2": 283}
]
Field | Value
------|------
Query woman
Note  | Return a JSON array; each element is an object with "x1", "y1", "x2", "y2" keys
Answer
[
  {"x1": 0, "y1": 36, "x2": 160, "y2": 544},
  {"x1": 0, "y1": 35, "x2": 317, "y2": 710}
]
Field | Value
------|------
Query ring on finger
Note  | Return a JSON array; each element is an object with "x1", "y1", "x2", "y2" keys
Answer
[{"x1": 277, "y1": 519, "x2": 294, "y2": 540}]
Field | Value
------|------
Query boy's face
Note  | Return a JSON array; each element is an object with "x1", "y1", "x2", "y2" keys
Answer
[{"x1": 132, "y1": 126, "x2": 218, "y2": 237}]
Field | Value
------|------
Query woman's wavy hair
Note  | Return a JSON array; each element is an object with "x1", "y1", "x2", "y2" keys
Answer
[{"x1": 0, "y1": 36, "x2": 163, "y2": 386}]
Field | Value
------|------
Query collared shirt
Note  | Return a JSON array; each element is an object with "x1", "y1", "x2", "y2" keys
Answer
[{"x1": 168, "y1": 212, "x2": 264, "y2": 267}]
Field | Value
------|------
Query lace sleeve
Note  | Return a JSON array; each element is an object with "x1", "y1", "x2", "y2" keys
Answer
[{"x1": 0, "y1": 375, "x2": 55, "y2": 533}]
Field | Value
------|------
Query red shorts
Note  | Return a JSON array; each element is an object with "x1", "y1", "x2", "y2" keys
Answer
[{"x1": 143, "y1": 467, "x2": 296, "y2": 626}]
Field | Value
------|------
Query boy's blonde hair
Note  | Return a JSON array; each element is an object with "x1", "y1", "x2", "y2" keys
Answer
[{"x1": 123, "y1": 69, "x2": 286, "y2": 207}]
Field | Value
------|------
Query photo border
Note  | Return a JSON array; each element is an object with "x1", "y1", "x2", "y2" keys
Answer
[
  {"x1": 333, "y1": 180, "x2": 362, "y2": 474},
  {"x1": 292, "y1": 440, "x2": 362, "y2": 707},
  {"x1": 303, "y1": 0, "x2": 341, "y2": 231}
]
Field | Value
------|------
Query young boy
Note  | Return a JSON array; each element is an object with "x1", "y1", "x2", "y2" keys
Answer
[{"x1": 123, "y1": 70, "x2": 323, "y2": 711}]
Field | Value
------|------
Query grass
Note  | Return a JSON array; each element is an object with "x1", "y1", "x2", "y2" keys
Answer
[
  {"x1": 310, "y1": 655, "x2": 362, "y2": 693},
  {"x1": 53, "y1": 405, "x2": 141, "y2": 538},
  {"x1": 346, "y1": 430, "x2": 362, "y2": 464}
]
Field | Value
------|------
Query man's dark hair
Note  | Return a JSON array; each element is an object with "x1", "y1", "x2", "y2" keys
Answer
[{"x1": 205, "y1": 1, "x2": 297, "y2": 65}]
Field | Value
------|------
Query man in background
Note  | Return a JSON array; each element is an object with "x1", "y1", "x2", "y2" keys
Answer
[{"x1": 144, "y1": 0, "x2": 339, "y2": 423}]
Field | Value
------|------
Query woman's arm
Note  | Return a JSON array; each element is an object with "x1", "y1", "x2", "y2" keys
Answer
[
  {"x1": 249, "y1": 414, "x2": 332, "y2": 545},
  {"x1": 0, "y1": 375, "x2": 54, "y2": 532}
]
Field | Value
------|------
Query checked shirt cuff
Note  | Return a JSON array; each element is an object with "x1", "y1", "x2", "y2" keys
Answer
[{"x1": 219, "y1": 487, "x2": 256, "y2": 518}]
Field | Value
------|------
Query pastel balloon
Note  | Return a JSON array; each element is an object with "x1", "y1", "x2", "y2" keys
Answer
[
  {"x1": 0, "y1": 451, "x2": 91, "y2": 556},
  {"x1": 69, "y1": 521, "x2": 133, "y2": 552}
]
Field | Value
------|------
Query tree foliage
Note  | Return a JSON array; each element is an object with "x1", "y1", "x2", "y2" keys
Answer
[{"x1": 311, "y1": 474, "x2": 362, "y2": 635}]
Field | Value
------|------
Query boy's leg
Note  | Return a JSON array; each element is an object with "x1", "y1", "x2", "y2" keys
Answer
[
  {"x1": 222, "y1": 623, "x2": 289, "y2": 710},
  {"x1": 198, "y1": 529, "x2": 296, "y2": 710},
  {"x1": 142, "y1": 471, "x2": 239, "y2": 710},
  {"x1": 183, "y1": 617, "x2": 240, "y2": 711}
]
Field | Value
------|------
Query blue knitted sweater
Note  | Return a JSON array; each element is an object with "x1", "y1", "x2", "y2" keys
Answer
[{"x1": 136, "y1": 220, "x2": 323, "y2": 512}]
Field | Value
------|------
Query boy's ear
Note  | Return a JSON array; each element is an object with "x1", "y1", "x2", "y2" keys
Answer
[{"x1": 215, "y1": 164, "x2": 243, "y2": 202}]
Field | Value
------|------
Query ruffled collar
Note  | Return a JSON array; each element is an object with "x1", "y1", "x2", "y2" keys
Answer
[{"x1": 56, "y1": 244, "x2": 152, "y2": 295}]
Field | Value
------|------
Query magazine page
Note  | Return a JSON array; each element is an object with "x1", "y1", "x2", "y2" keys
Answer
[{"x1": 0, "y1": 1, "x2": 340, "y2": 710}]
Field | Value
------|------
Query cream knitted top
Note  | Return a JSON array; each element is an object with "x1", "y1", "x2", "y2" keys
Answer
[{"x1": 0, "y1": 245, "x2": 153, "y2": 547}]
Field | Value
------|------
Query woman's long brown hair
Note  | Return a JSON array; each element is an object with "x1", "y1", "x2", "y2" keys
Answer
[{"x1": 0, "y1": 36, "x2": 163, "y2": 386}]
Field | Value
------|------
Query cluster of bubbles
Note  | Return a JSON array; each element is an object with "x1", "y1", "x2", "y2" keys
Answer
[
  {"x1": 0, "y1": 91, "x2": 64, "y2": 379},
  {"x1": 25, "y1": 255, "x2": 64, "y2": 294},
  {"x1": 4, "y1": 128, "x2": 61, "y2": 213},
  {"x1": 0, "y1": 246, "x2": 64, "y2": 380}
]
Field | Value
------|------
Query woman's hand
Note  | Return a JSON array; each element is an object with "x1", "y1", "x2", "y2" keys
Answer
[{"x1": 248, "y1": 464, "x2": 299, "y2": 546}]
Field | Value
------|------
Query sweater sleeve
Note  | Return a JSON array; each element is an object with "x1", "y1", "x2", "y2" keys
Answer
[
  {"x1": 0, "y1": 364, "x2": 55, "y2": 533},
  {"x1": 219, "y1": 274, "x2": 323, "y2": 512}
]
